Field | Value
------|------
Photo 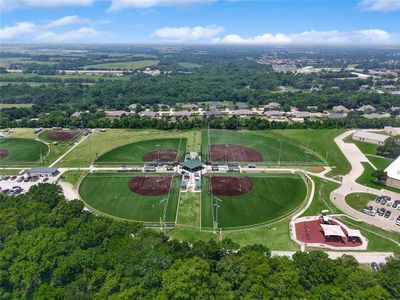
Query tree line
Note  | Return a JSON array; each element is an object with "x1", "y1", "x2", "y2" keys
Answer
[{"x1": 0, "y1": 183, "x2": 399, "y2": 299}]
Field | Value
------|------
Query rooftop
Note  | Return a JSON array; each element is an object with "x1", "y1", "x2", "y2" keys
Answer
[
  {"x1": 181, "y1": 159, "x2": 203, "y2": 170},
  {"x1": 385, "y1": 156, "x2": 400, "y2": 181},
  {"x1": 353, "y1": 130, "x2": 389, "y2": 143}
]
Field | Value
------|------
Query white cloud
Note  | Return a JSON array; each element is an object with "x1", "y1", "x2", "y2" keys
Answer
[
  {"x1": 0, "y1": 22, "x2": 35, "y2": 40},
  {"x1": 35, "y1": 27, "x2": 101, "y2": 42},
  {"x1": 154, "y1": 25, "x2": 224, "y2": 41},
  {"x1": 0, "y1": 0, "x2": 95, "y2": 12},
  {"x1": 46, "y1": 15, "x2": 90, "y2": 28},
  {"x1": 108, "y1": 0, "x2": 215, "y2": 11},
  {"x1": 212, "y1": 29, "x2": 400, "y2": 46},
  {"x1": 359, "y1": 0, "x2": 400, "y2": 12}
]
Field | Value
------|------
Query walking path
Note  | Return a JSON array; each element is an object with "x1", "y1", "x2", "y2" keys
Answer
[
  {"x1": 49, "y1": 130, "x2": 94, "y2": 167},
  {"x1": 271, "y1": 251, "x2": 393, "y2": 264},
  {"x1": 330, "y1": 130, "x2": 400, "y2": 232}
]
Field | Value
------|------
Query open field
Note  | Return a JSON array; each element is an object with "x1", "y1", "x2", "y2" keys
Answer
[
  {"x1": 202, "y1": 129, "x2": 324, "y2": 166},
  {"x1": 55, "y1": 129, "x2": 200, "y2": 167},
  {"x1": 266, "y1": 129, "x2": 350, "y2": 177},
  {"x1": 79, "y1": 172, "x2": 181, "y2": 223},
  {"x1": 0, "y1": 138, "x2": 48, "y2": 166},
  {"x1": 367, "y1": 155, "x2": 392, "y2": 170},
  {"x1": 176, "y1": 192, "x2": 201, "y2": 228},
  {"x1": 352, "y1": 140, "x2": 378, "y2": 156},
  {"x1": 83, "y1": 60, "x2": 159, "y2": 70},
  {"x1": 0, "y1": 73, "x2": 131, "y2": 82},
  {"x1": 201, "y1": 172, "x2": 307, "y2": 230},
  {"x1": 95, "y1": 138, "x2": 187, "y2": 165},
  {"x1": 345, "y1": 193, "x2": 376, "y2": 211},
  {"x1": 0, "y1": 103, "x2": 34, "y2": 109}
]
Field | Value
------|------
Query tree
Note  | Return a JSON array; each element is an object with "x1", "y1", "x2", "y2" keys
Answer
[{"x1": 372, "y1": 170, "x2": 388, "y2": 184}]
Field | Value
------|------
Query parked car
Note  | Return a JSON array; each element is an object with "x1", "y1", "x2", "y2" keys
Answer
[
  {"x1": 362, "y1": 206, "x2": 373, "y2": 214},
  {"x1": 371, "y1": 262, "x2": 379, "y2": 271},
  {"x1": 370, "y1": 208, "x2": 378, "y2": 216},
  {"x1": 384, "y1": 210, "x2": 391, "y2": 218},
  {"x1": 379, "y1": 262, "x2": 385, "y2": 269},
  {"x1": 392, "y1": 202, "x2": 398, "y2": 209},
  {"x1": 378, "y1": 208, "x2": 386, "y2": 216},
  {"x1": 3, "y1": 176, "x2": 10, "y2": 181},
  {"x1": 381, "y1": 199, "x2": 388, "y2": 205},
  {"x1": 386, "y1": 201, "x2": 393, "y2": 207},
  {"x1": 43, "y1": 178, "x2": 49, "y2": 182},
  {"x1": 11, "y1": 176, "x2": 17, "y2": 180},
  {"x1": 396, "y1": 216, "x2": 400, "y2": 226},
  {"x1": 17, "y1": 177, "x2": 24, "y2": 182},
  {"x1": 375, "y1": 197, "x2": 382, "y2": 203}
]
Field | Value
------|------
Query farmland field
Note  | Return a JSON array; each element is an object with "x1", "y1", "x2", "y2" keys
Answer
[
  {"x1": 201, "y1": 172, "x2": 308, "y2": 230},
  {"x1": 0, "y1": 138, "x2": 48, "y2": 166},
  {"x1": 79, "y1": 172, "x2": 181, "y2": 223},
  {"x1": 202, "y1": 129, "x2": 324, "y2": 166},
  {"x1": 95, "y1": 138, "x2": 187, "y2": 166},
  {"x1": 83, "y1": 59, "x2": 159, "y2": 70}
]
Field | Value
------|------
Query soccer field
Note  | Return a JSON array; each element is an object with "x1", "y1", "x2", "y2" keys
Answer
[
  {"x1": 79, "y1": 172, "x2": 181, "y2": 223},
  {"x1": 0, "y1": 138, "x2": 49, "y2": 166},
  {"x1": 201, "y1": 173, "x2": 308, "y2": 230},
  {"x1": 95, "y1": 138, "x2": 187, "y2": 165},
  {"x1": 201, "y1": 129, "x2": 324, "y2": 166}
]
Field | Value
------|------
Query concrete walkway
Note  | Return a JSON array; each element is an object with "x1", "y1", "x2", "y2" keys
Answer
[
  {"x1": 271, "y1": 251, "x2": 393, "y2": 264},
  {"x1": 330, "y1": 130, "x2": 400, "y2": 233}
]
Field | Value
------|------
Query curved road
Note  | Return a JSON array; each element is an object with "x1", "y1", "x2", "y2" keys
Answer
[{"x1": 330, "y1": 130, "x2": 400, "y2": 233}]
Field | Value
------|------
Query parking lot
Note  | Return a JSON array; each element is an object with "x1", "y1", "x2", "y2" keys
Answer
[
  {"x1": 0, "y1": 174, "x2": 59, "y2": 196},
  {"x1": 362, "y1": 195, "x2": 400, "y2": 227}
]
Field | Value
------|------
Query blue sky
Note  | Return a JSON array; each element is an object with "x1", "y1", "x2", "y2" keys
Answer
[{"x1": 1, "y1": 0, "x2": 399, "y2": 45}]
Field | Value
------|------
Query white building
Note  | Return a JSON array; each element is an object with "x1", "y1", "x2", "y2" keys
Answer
[
  {"x1": 384, "y1": 126, "x2": 400, "y2": 136},
  {"x1": 384, "y1": 156, "x2": 400, "y2": 189},
  {"x1": 352, "y1": 130, "x2": 389, "y2": 145}
]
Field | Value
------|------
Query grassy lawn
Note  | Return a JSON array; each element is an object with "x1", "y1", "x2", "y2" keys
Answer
[
  {"x1": 202, "y1": 129, "x2": 324, "y2": 166},
  {"x1": 95, "y1": 138, "x2": 187, "y2": 165},
  {"x1": 55, "y1": 129, "x2": 199, "y2": 168},
  {"x1": 352, "y1": 140, "x2": 378, "y2": 155},
  {"x1": 0, "y1": 138, "x2": 49, "y2": 167},
  {"x1": 302, "y1": 176, "x2": 340, "y2": 217},
  {"x1": 266, "y1": 129, "x2": 350, "y2": 177},
  {"x1": 356, "y1": 162, "x2": 400, "y2": 193},
  {"x1": 366, "y1": 155, "x2": 392, "y2": 170},
  {"x1": 201, "y1": 173, "x2": 307, "y2": 230},
  {"x1": 176, "y1": 192, "x2": 200, "y2": 228},
  {"x1": 84, "y1": 60, "x2": 159, "y2": 70},
  {"x1": 0, "y1": 103, "x2": 33, "y2": 109},
  {"x1": 178, "y1": 62, "x2": 203, "y2": 69},
  {"x1": 60, "y1": 170, "x2": 87, "y2": 188},
  {"x1": 345, "y1": 193, "x2": 376, "y2": 211},
  {"x1": 79, "y1": 172, "x2": 181, "y2": 223},
  {"x1": 9, "y1": 128, "x2": 38, "y2": 139}
]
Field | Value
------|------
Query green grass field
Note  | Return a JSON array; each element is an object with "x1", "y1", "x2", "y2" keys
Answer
[
  {"x1": 202, "y1": 129, "x2": 324, "y2": 166},
  {"x1": 84, "y1": 60, "x2": 159, "y2": 70},
  {"x1": 0, "y1": 138, "x2": 49, "y2": 166},
  {"x1": 266, "y1": 129, "x2": 350, "y2": 177},
  {"x1": 79, "y1": 172, "x2": 181, "y2": 223},
  {"x1": 345, "y1": 193, "x2": 376, "y2": 211},
  {"x1": 356, "y1": 162, "x2": 400, "y2": 193},
  {"x1": 95, "y1": 138, "x2": 187, "y2": 165},
  {"x1": 201, "y1": 172, "x2": 307, "y2": 230}
]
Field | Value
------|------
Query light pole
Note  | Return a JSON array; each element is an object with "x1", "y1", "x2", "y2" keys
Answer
[{"x1": 156, "y1": 144, "x2": 160, "y2": 165}]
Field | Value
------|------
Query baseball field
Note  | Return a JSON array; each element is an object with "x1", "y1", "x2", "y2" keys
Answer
[{"x1": 0, "y1": 138, "x2": 49, "y2": 166}]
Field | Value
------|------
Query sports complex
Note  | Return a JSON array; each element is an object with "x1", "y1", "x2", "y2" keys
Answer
[{"x1": 1, "y1": 127, "x2": 400, "y2": 252}]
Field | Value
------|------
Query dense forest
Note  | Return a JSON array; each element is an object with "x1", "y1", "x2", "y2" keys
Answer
[{"x1": 0, "y1": 184, "x2": 399, "y2": 299}]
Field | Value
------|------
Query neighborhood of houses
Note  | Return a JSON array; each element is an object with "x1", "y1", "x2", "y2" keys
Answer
[{"x1": 69, "y1": 101, "x2": 400, "y2": 123}]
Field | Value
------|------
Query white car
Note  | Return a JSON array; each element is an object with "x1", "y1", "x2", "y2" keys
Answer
[{"x1": 387, "y1": 201, "x2": 393, "y2": 207}]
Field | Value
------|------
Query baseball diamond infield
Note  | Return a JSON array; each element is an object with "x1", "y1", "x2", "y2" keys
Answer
[
  {"x1": 0, "y1": 149, "x2": 9, "y2": 158},
  {"x1": 128, "y1": 175, "x2": 174, "y2": 196},
  {"x1": 210, "y1": 176, "x2": 253, "y2": 196},
  {"x1": 47, "y1": 130, "x2": 80, "y2": 141},
  {"x1": 142, "y1": 150, "x2": 178, "y2": 162},
  {"x1": 209, "y1": 144, "x2": 263, "y2": 162}
]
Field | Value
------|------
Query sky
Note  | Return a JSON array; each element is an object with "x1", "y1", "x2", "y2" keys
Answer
[{"x1": 0, "y1": 0, "x2": 400, "y2": 45}]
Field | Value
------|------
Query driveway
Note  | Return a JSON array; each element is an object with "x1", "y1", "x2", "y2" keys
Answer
[{"x1": 330, "y1": 130, "x2": 400, "y2": 232}]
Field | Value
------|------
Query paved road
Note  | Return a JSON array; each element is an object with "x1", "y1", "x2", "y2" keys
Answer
[
  {"x1": 330, "y1": 130, "x2": 400, "y2": 232},
  {"x1": 271, "y1": 251, "x2": 394, "y2": 264}
]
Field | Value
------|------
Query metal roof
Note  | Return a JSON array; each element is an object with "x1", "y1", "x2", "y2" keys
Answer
[
  {"x1": 181, "y1": 160, "x2": 203, "y2": 169},
  {"x1": 385, "y1": 156, "x2": 400, "y2": 181},
  {"x1": 28, "y1": 167, "x2": 58, "y2": 174},
  {"x1": 353, "y1": 130, "x2": 389, "y2": 143}
]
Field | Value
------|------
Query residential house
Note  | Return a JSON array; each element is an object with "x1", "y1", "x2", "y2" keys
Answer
[{"x1": 332, "y1": 105, "x2": 350, "y2": 113}]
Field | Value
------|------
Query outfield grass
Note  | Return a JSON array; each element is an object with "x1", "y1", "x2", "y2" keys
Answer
[
  {"x1": 0, "y1": 103, "x2": 33, "y2": 109},
  {"x1": 79, "y1": 172, "x2": 181, "y2": 223},
  {"x1": 84, "y1": 60, "x2": 159, "y2": 70},
  {"x1": 9, "y1": 128, "x2": 38, "y2": 139},
  {"x1": 0, "y1": 138, "x2": 49, "y2": 166},
  {"x1": 201, "y1": 172, "x2": 307, "y2": 230},
  {"x1": 56, "y1": 129, "x2": 200, "y2": 167},
  {"x1": 202, "y1": 129, "x2": 324, "y2": 166},
  {"x1": 176, "y1": 192, "x2": 200, "y2": 228},
  {"x1": 60, "y1": 170, "x2": 87, "y2": 188},
  {"x1": 266, "y1": 129, "x2": 350, "y2": 177},
  {"x1": 356, "y1": 162, "x2": 400, "y2": 193},
  {"x1": 345, "y1": 193, "x2": 376, "y2": 211},
  {"x1": 95, "y1": 138, "x2": 187, "y2": 165}
]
